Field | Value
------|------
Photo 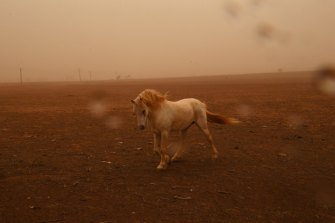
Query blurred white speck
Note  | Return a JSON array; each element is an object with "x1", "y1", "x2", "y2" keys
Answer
[
  {"x1": 101, "y1": 161, "x2": 112, "y2": 164},
  {"x1": 257, "y1": 23, "x2": 275, "y2": 39},
  {"x1": 256, "y1": 23, "x2": 290, "y2": 44},
  {"x1": 88, "y1": 101, "x2": 109, "y2": 118},
  {"x1": 317, "y1": 78, "x2": 335, "y2": 96},
  {"x1": 278, "y1": 152, "x2": 287, "y2": 157},
  {"x1": 106, "y1": 116, "x2": 123, "y2": 129},
  {"x1": 314, "y1": 66, "x2": 335, "y2": 96},
  {"x1": 279, "y1": 147, "x2": 299, "y2": 159},
  {"x1": 223, "y1": 1, "x2": 242, "y2": 18},
  {"x1": 236, "y1": 104, "x2": 253, "y2": 117},
  {"x1": 250, "y1": 0, "x2": 264, "y2": 7},
  {"x1": 286, "y1": 115, "x2": 304, "y2": 129}
]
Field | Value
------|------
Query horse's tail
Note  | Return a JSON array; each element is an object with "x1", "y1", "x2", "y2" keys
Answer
[{"x1": 206, "y1": 110, "x2": 240, "y2": 125}]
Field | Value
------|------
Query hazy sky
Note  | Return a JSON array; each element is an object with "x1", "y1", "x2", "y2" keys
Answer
[{"x1": 1, "y1": 0, "x2": 334, "y2": 82}]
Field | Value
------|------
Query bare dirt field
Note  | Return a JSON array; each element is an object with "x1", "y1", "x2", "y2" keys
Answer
[{"x1": 0, "y1": 72, "x2": 334, "y2": 223}]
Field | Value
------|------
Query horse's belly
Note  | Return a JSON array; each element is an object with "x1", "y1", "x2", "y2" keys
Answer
[
  {"x1": 170, "y1": 110, "x2": 194, "y2": 131},
  {"x1": 170, "y1": 122, "x2": 192, "y2": 131}
]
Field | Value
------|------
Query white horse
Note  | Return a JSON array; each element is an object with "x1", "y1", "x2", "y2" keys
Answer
[{"x1": 131, "y1": 89, "x2": 239, "y2": 170}]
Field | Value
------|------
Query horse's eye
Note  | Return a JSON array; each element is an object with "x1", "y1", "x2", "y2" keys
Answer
[{"x1": 142, "y1": 110, "x2": 146, "y2": 115}]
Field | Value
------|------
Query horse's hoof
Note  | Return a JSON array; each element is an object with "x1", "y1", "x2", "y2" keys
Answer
[
  {"x1": 171, "y1": 155, "x2": 180, "y2": 162},
  {"x1": 156, "y1": 164, "x2": 168, "y2": 170},
  {"x1": 212, "y1": 153, "x2": 218, "y2": 160},
  {"x1": 165, "y1": 155, "x2": 171, "y2": 164}
]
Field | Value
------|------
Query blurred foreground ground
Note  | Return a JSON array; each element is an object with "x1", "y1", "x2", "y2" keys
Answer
[{"x1": 0, "y1": 72, "x2": 334, "y2": 223}]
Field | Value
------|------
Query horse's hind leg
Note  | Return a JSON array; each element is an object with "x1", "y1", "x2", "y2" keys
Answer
[
  {"x1": 195, "y1": 117, "x2": 219, "y2": 159},
  {"x1": 171, "y1": 129, "x2": 187, "y2": 162}
]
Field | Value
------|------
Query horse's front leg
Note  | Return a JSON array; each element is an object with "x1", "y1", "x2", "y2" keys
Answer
[
  {"x1": 157, "y1": 130, "x2": 170, "y2": 170},
  {"x1": 153, "y1": 132, "x2": 161, "y2": 156}
]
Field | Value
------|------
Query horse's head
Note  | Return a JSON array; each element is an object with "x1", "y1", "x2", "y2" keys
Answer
[
  {"x1": 131, "y1": 97, "x2": 149, "y2": 130},
  {"x1": 131, "y1": 89, "x2": 166, "y2": 130}
]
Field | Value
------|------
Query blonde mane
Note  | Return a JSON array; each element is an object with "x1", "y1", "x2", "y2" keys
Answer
[{"x1": 139, "y1": 89, "x2": 167, "y2": 109}]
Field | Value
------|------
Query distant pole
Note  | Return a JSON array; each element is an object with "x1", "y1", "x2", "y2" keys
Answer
[
  {"x1": 20, "y1": 67, "x2": 23, "y2": 86},
  {"x1": 78, "y1": 68, "x2": 82, "y2": 81}
]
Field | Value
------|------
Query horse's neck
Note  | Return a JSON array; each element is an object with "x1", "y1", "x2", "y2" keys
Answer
[{"x1": 148, "y1": 100, "x2": 171, "y2": 129}]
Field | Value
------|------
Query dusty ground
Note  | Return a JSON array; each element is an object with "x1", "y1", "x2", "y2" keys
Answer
[{"x1": 0, "y1": 72, "x2": 334, "y2": 223}]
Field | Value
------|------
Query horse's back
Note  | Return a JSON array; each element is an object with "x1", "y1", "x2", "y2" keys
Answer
[
  {"x1": 175, "y1": 98, "x2": 206, "y2": 116},
  {"x1": 176, "y1": 98, "x2": 205, "y2": 108}
]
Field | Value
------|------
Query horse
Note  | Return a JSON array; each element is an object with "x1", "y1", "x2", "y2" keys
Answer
[{"x1": 131, "y1": 89, "x2": 239, "y2": 170}]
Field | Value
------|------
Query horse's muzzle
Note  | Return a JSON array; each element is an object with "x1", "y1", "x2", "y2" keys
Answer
[{"x1": 139, "y1": 125, "x2": 145, "y2": 130}]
